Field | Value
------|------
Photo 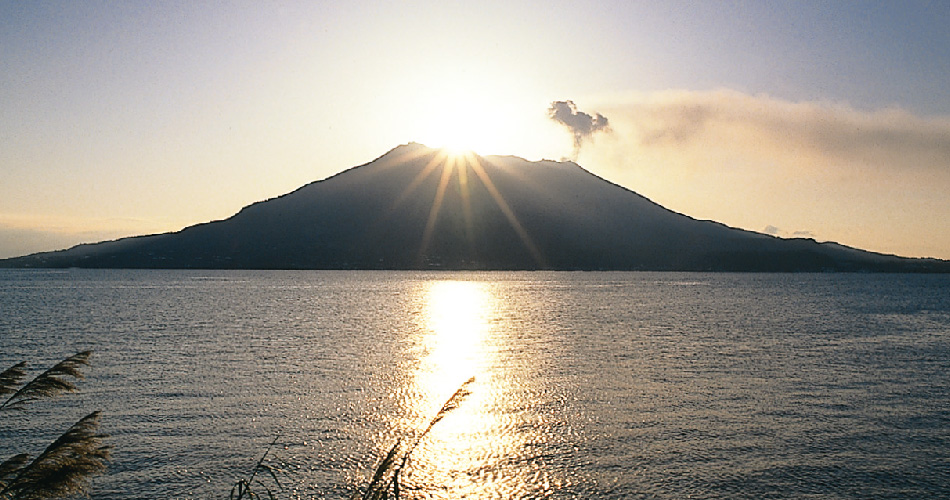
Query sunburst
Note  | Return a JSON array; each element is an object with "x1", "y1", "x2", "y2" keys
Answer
[{"x1": 379, "y1": 147, "x2": 544, "y2": 267}]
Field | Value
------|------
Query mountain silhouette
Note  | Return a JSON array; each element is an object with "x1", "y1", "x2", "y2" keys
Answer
[{"x1": 2, "y1": 143, "x2": 948, "y2": 271}]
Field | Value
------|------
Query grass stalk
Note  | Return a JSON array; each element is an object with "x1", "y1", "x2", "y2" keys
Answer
[
  {"x1": 230, "y1": 434, "x2": 285, "y2": 500},
  {"x1": 356, "y1": 376, "x2": 475, "y2": 500},
  {"x1": 0, "y1": 351, "x2": 92, "y2": 411},
  {"x1": 0, "y1": 412, "x2": 110, "y2": 500},
  {"x1": 0, "y1": 351, "x2": 109, "y2": 500}
]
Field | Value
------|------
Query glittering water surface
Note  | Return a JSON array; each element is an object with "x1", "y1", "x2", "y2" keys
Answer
[{"x1": 1, "y1": 270, "x2": 949, "y2": 499}]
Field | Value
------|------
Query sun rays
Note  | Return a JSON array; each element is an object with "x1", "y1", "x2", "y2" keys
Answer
[
  {"x1": 465, "y1": 154, "x2": 544, "y2": 265},
  {"x1": 380, "y1": 146, "x2": 545, "y2": 268},
  {"x1": 421, "y1": 153, "x2": 459, "y2": 257}
]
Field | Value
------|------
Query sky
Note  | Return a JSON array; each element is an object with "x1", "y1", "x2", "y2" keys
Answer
[{"x1": 2, "y1": 0, "x2": 949, "y2": 260}]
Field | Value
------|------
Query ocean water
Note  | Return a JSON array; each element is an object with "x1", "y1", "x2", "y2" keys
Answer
[{"x1": 1, "y1": 270, "x2": 949, "y2": 499}]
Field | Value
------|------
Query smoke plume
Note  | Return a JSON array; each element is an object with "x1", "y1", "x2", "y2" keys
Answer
[{"x1": 548, "y1": 100, "x2": 610, "y2": 159}]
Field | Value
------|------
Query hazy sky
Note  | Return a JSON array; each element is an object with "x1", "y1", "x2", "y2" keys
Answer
[{"x1": 2, "y1": 1, "x2": 949, "y2": 259}]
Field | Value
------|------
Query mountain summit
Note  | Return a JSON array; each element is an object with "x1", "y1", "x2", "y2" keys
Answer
[{"x1": 2, "y1": 143, "x2": 947, "y2": 271}]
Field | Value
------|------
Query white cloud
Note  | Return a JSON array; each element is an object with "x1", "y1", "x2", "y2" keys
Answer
[
  {"x1": 600, "y1": 89, "x2": 950, "y2": 172},
  {"x1": 582, "y1": 89, "x2": 950, "y2": 259}
]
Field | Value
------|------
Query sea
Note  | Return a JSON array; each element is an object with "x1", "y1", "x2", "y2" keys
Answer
[{"x1": 1, "y1": 269, "x2": 948, "y2": 499}]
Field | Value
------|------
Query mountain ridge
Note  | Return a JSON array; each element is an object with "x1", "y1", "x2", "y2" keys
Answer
[{"x1": 2, "y1": 143, "x2": 948, "y2": 272}]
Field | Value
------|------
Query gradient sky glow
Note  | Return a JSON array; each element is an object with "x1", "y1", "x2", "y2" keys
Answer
[{"x1": 2, "y1": 1, "x2": 949, "y2": 259}]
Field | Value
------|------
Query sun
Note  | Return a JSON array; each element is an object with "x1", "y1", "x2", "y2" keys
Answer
[
  {"x1": 415, "y1": 87, "x2": 501, "y2": 155},
  {"x1": 386, "y1": 66, "x2": 559, "y2": 158}
]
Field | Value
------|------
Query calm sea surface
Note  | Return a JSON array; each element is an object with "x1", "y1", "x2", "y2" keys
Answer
[{"x1": 1, "y1": 270, "x2": 949, "y2": 499}]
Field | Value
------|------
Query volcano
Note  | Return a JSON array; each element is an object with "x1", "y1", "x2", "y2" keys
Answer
[{"x1": 2, "y1": 143, "x2": 947, "y2": 272}]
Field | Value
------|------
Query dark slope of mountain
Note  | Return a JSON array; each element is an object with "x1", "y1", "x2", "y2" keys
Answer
[{"x1": 2, "y1": 143, "x2": 948, "y2": 271}]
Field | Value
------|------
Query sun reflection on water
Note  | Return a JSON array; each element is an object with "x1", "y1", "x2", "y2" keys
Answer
[
  {"x1": 384, "y1": 280, "x2": 561, "y2": 499},
  {"x1": 416, "y1": 281, "x2": 489, "y2": 399},
  {"x1": 385, "y1": 280, "x2": 565, "y2": 499}
]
